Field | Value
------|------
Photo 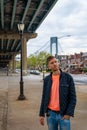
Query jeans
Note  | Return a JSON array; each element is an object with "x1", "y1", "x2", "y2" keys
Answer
[{"x1": 46, "y1": 110, "x2": 71, "y2": 130}]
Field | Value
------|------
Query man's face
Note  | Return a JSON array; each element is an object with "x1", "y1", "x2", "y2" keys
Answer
[{"x1": 48, "y1": 58, "x2": 59, "y2": 71}]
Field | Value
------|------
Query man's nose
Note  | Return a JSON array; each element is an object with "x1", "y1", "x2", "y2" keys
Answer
[{"x1": 54, "y1": 62, "x2": 57, "y2": 65}]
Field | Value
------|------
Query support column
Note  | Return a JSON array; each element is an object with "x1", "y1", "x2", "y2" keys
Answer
[
  {"x1": 8, "y1": 61, "x2": 12, "y2": 71},
  {"x1": 22, "y1": 37, "x2": 27, "y2": 76},
  {"x1": 12, "y1": 54, "x2": 16, "y2": 73}
]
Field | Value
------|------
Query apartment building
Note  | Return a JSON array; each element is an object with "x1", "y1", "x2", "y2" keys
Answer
[{"x1": 58, "y1": 52, "x2": 87, "y2": 73}]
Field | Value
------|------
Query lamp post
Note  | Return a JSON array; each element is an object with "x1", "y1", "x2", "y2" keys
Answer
[
  {"x1": 56, "y1": 35, "x2": 71, "y2": 59},
  {"x1": 7, "y1": 64, "x2": 8, "y2": 76},
  {"x1": 42, "y1": 62, "x2": 45, "y2": 80},
  {"x1": 17, "y1": 22, "x2": 26, "y2": 100},
  {"x1": 57, "y1": 35, "x2": 71, "y2": 39}
]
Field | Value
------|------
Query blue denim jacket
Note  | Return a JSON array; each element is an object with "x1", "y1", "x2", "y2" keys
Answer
[{"x1": 39, "y1": 71, "x2": 76, "y2": 117}]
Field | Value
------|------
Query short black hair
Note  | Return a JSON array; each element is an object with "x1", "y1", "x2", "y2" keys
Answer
[{"x1": 46, "y1": 55, "x2": 55, "y2": 65}]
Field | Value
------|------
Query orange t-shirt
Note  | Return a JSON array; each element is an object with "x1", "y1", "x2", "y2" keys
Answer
[{"x1": 48, "y1": 74, "x2": 60, "y2": 111}]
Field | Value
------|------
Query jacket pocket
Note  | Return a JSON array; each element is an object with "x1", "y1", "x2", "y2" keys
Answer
[{"x1": 60, "y1": 84, "x2": 69, "y2": 96}]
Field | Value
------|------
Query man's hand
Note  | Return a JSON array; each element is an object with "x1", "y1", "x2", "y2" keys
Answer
[
  {"x1": 39, "y1": 116, "x2": 45, "y2": 125},
  {"x1": 62, "y1": 115, "x2": 71, "y2": 120}
]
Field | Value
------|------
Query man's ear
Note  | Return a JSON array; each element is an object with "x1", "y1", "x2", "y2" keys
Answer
[
  {"x1": 48, "y1": 65, "x2": 51, "y2": 70},
  {"x1": 47, "y1": 64, "x2": 50, "y2": 69}
]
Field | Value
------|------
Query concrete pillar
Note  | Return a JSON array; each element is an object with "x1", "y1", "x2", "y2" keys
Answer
[
  {"x1": 22, "y1": 37, "x2": 27, "y2": 76},
  {"x1": 12, "y1": 54, "x2": 16, "y2": 73},
  {"x1": 8, "y1": 61, "x2": 12, "y2": 71}
]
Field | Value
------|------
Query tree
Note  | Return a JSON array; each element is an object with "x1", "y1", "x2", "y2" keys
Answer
[
  {"x1": 27, "y1": 54, "x2": 37, "y2": 69},
  {"x1": 16, "y1": 61, "x2": 20, "y2": 68},
  {"x1": 27, "y1": 51, "x2": 51, "y2": 70}
]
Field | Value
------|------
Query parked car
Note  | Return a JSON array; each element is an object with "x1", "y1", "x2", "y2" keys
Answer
[{"x1": 30, "y1": 70, "x2": 40, "y2": 75}]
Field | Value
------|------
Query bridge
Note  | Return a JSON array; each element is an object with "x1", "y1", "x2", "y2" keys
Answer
[{"x1": 0, "y1": 0, "x2": 58, "y2": 74}]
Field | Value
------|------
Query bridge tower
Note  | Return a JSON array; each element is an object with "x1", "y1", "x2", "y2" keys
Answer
[{"x1": 50, "y1": 37, "x2": 58, "y2": 58}]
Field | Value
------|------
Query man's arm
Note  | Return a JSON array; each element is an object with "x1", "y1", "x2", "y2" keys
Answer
[
  {"x1": 66, "y1": 75, "x2": 76, "y2": 117},
  {"x1": 39, "y1": 116, "x2": 45, "y2": 125},
  {"x1": 39, "y1": 78, "x2": 47, "y2": 117}
]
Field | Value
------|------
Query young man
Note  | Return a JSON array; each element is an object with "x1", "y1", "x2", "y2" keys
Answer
[{"x1": 39, "y1": 56, "x2": 76, "y2": 130}]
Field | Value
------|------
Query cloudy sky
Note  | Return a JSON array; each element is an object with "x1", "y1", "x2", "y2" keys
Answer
[{"x1": 27, "y1": 0, "x2": 87, "y2": 56}]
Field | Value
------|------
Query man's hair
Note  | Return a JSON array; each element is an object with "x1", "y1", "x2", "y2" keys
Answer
[{"x1": 46, "y1": 55, "x2": 55, "y2": 65}]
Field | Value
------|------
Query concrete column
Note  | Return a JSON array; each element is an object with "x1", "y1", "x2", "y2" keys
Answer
[
  {"x1": 8, "y1": 61, "x2": 12, "y2": 71},
  {"x1": 12, "y1": 54, "x2": 16, "y2": 73},
  {"x1": 22, "y1": 37, "x2": 27, "y2": 75}
]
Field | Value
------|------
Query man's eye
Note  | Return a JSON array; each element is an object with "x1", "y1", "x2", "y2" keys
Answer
[{"x1": 50, "y1": 62, "x2": 53, "y2": 64}]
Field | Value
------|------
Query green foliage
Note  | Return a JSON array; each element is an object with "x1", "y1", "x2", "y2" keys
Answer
[
  {"x1": 16, "y1": 61, "x2": 20, "y2": 68},
  {"x1": 83, "y1": 68, "x2": 87, "y2": 72},
  {"x1": 27, "y1": 54, "x2": 37, "y2": 68},
  {"x1": 27, "y1": 51, "x2": 51, "y2": 70}
]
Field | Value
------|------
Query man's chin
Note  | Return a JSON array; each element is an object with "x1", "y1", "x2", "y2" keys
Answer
[{"x1": 53, "y1": 69, "x2": 58, "y2": 71}]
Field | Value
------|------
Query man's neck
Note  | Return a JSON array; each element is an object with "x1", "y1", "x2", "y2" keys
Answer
[{"x1": 52, "y1": 70, "x2": 60, "y2": 75}]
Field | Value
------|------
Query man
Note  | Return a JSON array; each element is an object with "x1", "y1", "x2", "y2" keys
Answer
[{"x1": 39, "y1": 56, "x2": 76, "y2": 130}]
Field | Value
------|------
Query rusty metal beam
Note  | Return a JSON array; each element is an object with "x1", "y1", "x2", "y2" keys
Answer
[
  {"x1": 0, "y1": 52, "x2": 20, "y2": 56},
  {"x1": 0, "y1": 32, "x2": 37, "y2": 40},
  {"x1": 0, "y1": 60, "x2": 11, "y2": 62}
]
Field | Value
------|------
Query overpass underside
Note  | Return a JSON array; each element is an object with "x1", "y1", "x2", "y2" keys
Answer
[{"x1": 0, "y1": 0, "x2": 58, "y2": 75}]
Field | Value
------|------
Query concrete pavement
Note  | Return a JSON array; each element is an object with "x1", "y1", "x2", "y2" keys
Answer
[{"x1": 0, "y1": 74, "x2": 87, "y2": 130}]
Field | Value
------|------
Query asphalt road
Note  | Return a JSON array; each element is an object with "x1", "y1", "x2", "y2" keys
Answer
[
  {"x1": 27, "y1": 72, "x2": 87, "y2": 85},
  {"x1": 71, "y1": 74, "x2": 87, "y2": 84}
]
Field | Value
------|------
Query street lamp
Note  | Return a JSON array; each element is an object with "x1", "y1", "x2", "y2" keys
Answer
[
  {"x1": 42, "y1": 62, "x2": 45, "y2": 80},
  {"x1": 17, "y1": 22, "x2": 26, "y2": 100},
  {"x1": 56, "y1": 35, "x2": 71, "y2": 59},
  {"x1": 7, "y1": 64, "x2": 8, "y2": 76},
  {"x1": 57, "y1": 35, "x2": 71, "y2": 39}
]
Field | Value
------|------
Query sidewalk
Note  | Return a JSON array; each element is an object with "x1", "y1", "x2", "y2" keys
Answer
[
  {"x1": 0, "y1": 74, "x2": 87, "y2": 130},
  {"x1": 0, "y1": 75, "x2": 47, "y2": 130},
  {"x1": 0, "y1": 76, "x2": 8, "y2": 130}
]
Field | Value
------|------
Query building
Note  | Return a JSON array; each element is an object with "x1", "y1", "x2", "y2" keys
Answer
[{"x1": 58, "y1": 52, "x2": 87, "y2": 73}]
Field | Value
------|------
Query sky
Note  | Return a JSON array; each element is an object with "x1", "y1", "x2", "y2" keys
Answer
[{"x1": 27, "y1": 0, "x2": 87, "y2": 56}]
